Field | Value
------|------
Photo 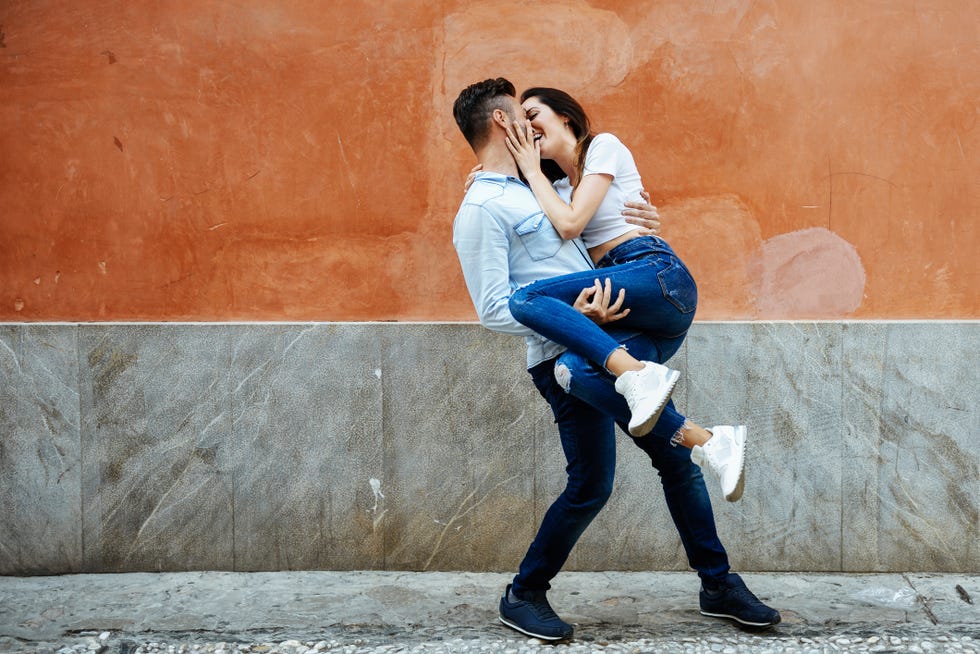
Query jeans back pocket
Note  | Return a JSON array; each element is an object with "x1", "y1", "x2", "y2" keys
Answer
[
  {"x1": 657, "y1": 259, "x2": 698, "y2": 314},
  {"x1": 514, "y1": 212, "x2": 562, "y2": 261}
]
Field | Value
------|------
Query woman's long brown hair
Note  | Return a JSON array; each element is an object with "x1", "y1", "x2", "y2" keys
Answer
[{"x1": 520, "y1": 87, "x2": 594, "y2": 189}]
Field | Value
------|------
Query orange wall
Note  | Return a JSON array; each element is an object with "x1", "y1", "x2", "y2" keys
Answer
[{"x1": 1, "y1": 1, "x2": 977, "y2": 321}]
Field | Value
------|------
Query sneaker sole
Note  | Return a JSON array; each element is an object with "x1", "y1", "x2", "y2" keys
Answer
[
  {"x1": 498, "y1": 615, "x2": 571, "y2": 641},
  {"x1": 700, "y1": 609, "x2": 780, "y2": 628},
  {"x1": 628, "y1": 369, "x2": 680, "y2": 437},
  {"x1": 723, "y1": 426, "x2": 747, "y2": 502}
]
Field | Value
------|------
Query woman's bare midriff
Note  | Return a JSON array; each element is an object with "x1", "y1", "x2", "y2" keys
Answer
[{"x1": 587, "y1": 229, "x2": 644, "y2": 265}]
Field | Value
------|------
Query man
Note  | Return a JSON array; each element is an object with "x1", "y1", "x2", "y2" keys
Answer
[{"x1": 451, "y1": 78, "x2": 780, "y2": 641}]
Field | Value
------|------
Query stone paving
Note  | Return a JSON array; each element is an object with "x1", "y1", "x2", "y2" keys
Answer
[{"x1": 1, "y1": 571, "x2": 977, "y2": 653}]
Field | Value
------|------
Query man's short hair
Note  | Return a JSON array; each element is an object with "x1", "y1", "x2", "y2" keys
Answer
[{"x1": 453, "y1": 78, "x2": 517, "y2": 150}]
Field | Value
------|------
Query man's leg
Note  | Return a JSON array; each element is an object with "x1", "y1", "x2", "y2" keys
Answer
[
  {"x1": 554, "y1": 334, "x2": 729, "y2": 580},
  {"x1": 499, "y1": 358, "x2": 618, "y2": 641},
  {"x1": 633, "y1": 423, "x2": 781, "y2": 628},
  {"x1": 554, "y1": 333, "x2": 780, "y2": 628}
]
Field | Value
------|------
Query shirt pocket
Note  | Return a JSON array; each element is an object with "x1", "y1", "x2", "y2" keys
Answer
[{"x1": 514, "y1": 211, "x2": 563, "y2": 261}]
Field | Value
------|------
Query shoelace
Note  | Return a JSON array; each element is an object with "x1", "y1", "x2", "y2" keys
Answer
[
  {"x1": 723, "y1": 583, "x2": 765, "y2": 607},
  {"x1": 523, "y1": 595, "x2": 561, "y2": 621},
  {"x1": 530, "y1": 602, "x2": 561, "y2": 621},
  {"x1": 621, "y1": 371, "x2": 645, "y2": 406},
  {"x1": 623, "y1": 385, "x2": 641, "y2": 406}
]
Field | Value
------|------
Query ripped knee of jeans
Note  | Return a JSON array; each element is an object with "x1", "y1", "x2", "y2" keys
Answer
[{"x1": 553, "y1": 362, "x2": 572, "y2": 392}]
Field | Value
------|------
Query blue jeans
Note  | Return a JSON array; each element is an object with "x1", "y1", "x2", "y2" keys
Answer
[
  {"x1": 509, "y1": 236, "x2": 698, "y2": 370},
  {"x1": 512, "y1": 330, "x2": 730, "y2": 596}
]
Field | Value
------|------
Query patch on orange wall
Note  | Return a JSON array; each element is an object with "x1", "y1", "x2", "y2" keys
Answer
[{"x1": 756, "y1": 227, "x2": 866, "y2": 318}]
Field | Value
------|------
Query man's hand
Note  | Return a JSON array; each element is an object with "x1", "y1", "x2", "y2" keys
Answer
[
  {"x1": 622, "y1": 189, "x2": 661, "y2": 235},
  {"x1": 573, "y1": 278, "x2": 630, "y2": 325}
]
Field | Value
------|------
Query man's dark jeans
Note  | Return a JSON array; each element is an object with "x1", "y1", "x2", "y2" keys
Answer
[{"x1": 512, "y1": 331, "x2": 731, "y2": 596}]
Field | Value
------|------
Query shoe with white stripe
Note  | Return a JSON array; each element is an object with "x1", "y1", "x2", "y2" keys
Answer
[
  {"x1": 498, "y1": 584, "x2": 573, "y2": 641},
  {"x1": 700, "y1": 573, "x2": 781, "y2": 628}
]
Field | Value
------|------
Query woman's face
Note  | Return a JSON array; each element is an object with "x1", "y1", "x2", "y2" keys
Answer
[{"x1": 522, "y1": 97, "x2": 574, "y2": 160}]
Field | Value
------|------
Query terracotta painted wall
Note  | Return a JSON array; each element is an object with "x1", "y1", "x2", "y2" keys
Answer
[{"x1": 1, "y1": 1, "x2": 977, "y2": 321}]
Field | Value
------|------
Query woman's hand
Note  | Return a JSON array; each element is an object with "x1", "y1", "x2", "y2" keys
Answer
[
  {"x1": 573, "y1": 278, "x2": 630, "y2": 325},
  {"x1": 623, "y1": 189, "x2": 661, "y2": 235},
  {"x1": 504, "y1": 119, "x2": 543, "y2": 181},
  {"x1": 463, "y1": 163, "x2": 482, "y2": 193}
]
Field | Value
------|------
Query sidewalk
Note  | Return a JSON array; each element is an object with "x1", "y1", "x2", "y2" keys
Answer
[{"x1": 1, "y1": 571, "x2": 977, "y2": 653}]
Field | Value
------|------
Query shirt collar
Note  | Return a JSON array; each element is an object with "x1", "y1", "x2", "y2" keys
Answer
[{"x1": 475, "y1": 171, "x2": 526, "y2": 186}]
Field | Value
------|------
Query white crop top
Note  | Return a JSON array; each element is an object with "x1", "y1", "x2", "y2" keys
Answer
[{"x1": 552, "y1": 133, "x2": 644, "y2": 249}]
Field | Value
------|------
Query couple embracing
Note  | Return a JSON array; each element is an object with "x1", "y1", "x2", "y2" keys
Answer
[{"x1": 451, "y1": 78, "x2": 781, "y2": 641}]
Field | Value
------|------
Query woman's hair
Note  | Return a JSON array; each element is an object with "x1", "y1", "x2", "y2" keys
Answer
[{"x1": 520, "y1": 87, "x2": 594, "y2": 185}]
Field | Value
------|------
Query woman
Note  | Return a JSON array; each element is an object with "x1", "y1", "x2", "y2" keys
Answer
[{"x1": 487, "y1": 87, "x2": 746, "y2": 501}]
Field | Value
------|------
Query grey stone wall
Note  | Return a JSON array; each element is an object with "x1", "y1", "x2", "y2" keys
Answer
[{"x1": 0, "y1": 322, "x2": 977, "y2": 575}]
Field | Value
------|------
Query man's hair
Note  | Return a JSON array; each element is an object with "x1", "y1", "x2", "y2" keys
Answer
[{"x1": 453, "y1": 78, "x2": 517, "y2": 150}]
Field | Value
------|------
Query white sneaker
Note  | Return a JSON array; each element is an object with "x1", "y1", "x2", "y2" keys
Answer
[
  {"x1": 691, "y1": 426, "x2": 747, "y2": 502},
  {"x1": 614, "y1": 361, "x2": 680, "y2": 437}
]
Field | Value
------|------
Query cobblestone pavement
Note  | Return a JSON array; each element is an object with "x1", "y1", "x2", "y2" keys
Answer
[
  {"x1": 12, "y1": 626, "x2": 979, "y2": 654},
  {"x1": 1, "y1": 571, "x2": 977, "y2": 653}
]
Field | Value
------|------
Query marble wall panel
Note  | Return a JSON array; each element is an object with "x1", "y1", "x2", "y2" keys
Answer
[
  {"x1": 228, "y1": 324, "x2": 385, "y2": 571},
  {"x1": 77, "y1": 325, "x2": 234, "y2": 571},
  {"x1": 875, "y1": 323, "x2": 979, "y2": 570},
  {"x1": 684, "y1": 323, "x2": 845, "y2": 572},
  {"x1": 379, "y1": 325, "x2": 542, "y2": 572},
  {"x1": 1, "y1": 322, "x2": 976, "y2": 574},
  {"x1": 840, "y1": 323, "x2": 889, "y2": 571},
  {"x1": 0, "y1": 325, "x2": 81, "y2": 574}
]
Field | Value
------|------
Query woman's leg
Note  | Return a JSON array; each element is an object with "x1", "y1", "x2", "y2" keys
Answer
[
  {"x1": 510, "y1": 267, "x2": 680, "y2": 436},
  {"x1": 509, "y1": 266, "x2": 639, "y2": 372},
  {"x1": 510, "y1": 253, "x2": 698, "y2": 363},
  {"x1": 592, "y1": 253, "x2": 697, "y2": 338},
  {"x1": 558, "y1": 330, "x2": 748, "y2": 501}
]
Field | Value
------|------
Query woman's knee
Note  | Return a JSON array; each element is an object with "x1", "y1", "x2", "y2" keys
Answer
[{"x1": 508, "y1": 287, "x2": 533, "y2": 321}]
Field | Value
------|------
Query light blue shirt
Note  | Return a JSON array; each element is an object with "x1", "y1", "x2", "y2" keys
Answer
[{"x1": 452, "y1": 172, "x2": 595, "y2": 368}]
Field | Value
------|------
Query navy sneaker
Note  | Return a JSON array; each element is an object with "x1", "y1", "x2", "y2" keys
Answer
[
  {"x1": 700, "y1": 573, "x2": 781, "y2": 628},
  {"x1": 498, "y1": 584, "x2": 574, "y2": 641}
]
